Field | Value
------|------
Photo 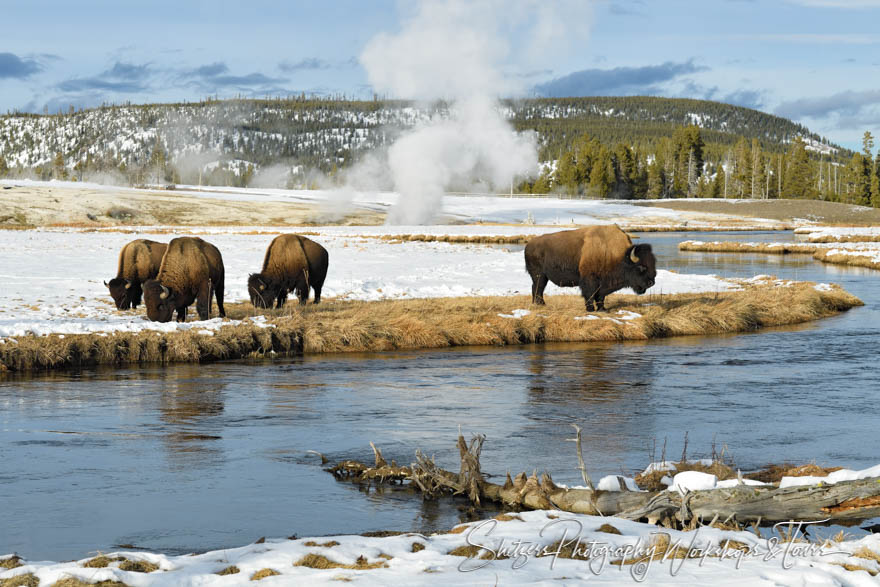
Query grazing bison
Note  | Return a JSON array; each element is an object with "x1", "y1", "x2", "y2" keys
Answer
[
  {"x1": 104, "y1": 239, "x2": 168, "y2": 310},
  {"x1": 143, "y1": 237, "x2": 226, "y2": 322},
  {"x1": 248, "y1": 234, "x2": 329, "y2": 308},
  {"x1": 524, "y1": 225, "x2": 656, "y2": 312}
]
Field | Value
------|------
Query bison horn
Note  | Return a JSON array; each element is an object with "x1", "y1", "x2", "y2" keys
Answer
[
  {"x1": 124, "y1": 279, "x2": 132, "y2": 290},
  {"x1": 630, "y1": 247, "x2": 639, "y2": 264},
  {"x1": 103, "y1": 280, "x2": 109, "y2": 287},
  {"x1": 159, "y1": 285, "x2": 170, "y2": 299}
]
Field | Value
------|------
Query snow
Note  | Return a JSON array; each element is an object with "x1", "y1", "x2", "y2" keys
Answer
[
  {"x1": 0, "y1": 228, "x2": 737, "y2": 339},
  {"x1": 670, "y1": 471, "x2": 717, "y2": 493},
  {"x1": 596, "y1": 475, "x2": 643, "y2": 492},
  {"x1": 498, "y1": 309, "x2": 531, "y2": 319},
  {"x1": 779, "y1": 463, "x2": 880, "y2": 488},
  {"x1": 3, "y1": 510, "x2": 879, "y2": 586},
  {"x1": 668, "y1": 471, "x2": 769, "y2": 494}
]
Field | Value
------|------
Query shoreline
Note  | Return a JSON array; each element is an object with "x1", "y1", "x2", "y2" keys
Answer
[{"x1": 0, "y1": 284, "x2": 862, "y2": 373}]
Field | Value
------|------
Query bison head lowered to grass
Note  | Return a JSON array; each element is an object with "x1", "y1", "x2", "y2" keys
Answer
[
  {"x1": 143, "y1": 237, "x2": 226, "y2": 322},
  {"x1": 248, "y1": 234, "x2": 329, "y2": 308},
  {"x1": 524, "y1": 225, "x2": 656, "y2": 312},
  {"x1": 105, "y1": 239, "x2": 167, "y2": 310}
]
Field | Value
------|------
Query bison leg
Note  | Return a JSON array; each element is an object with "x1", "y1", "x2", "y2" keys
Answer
[
  {"x1": 196, "y1": 280, "x2": 212, "y2": 320},
  {"x1": 276, "y1": 290, "x2": 287, "y2": 309},
  {"x1": 312, "y1": 284, "x2": 322, "y2": 304},
  {"x1": 215, "y1": 279, "x2": 226, "y2": 318},
  {"x1": 531, "y1": 273, "x2": 548, "y2": 305},
  {"x1": 131, "y1": 283, "x2": 143, "y2": 309},
  {"x1": 176, "y1": 306, "x2": 187, "y2": 322},
  {"x1": 579, "y1": 277, "x2": 601, "y2": 312}
]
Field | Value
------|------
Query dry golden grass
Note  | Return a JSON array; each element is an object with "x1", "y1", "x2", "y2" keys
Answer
[
  {"x1": 1, "y1": 574, "x2": 39, "y2": 587},
  {"x1": 596, "y1": 524, "x2": 623, "y2": 535},
  {"x1": 0, "y1": 283, "x2": 862, "y2": 373},
  {"x1": 216, "y1": 566, "x2": 240, "y2": 575},
  {"x1": 303, "y1": 541, "x2": 340, "y2": 547},
  {"x1": 250, "y1": 568, "x2": 280, "y2": 580},
  {"x1": 808, "y1": 234, "x2": 880, "y2": 243},
  {"x1": 293, "y1": 554, "x2": 390, "y2": 570},
  {"x1": 81, "y1": 556, "x2": 123, "y2": 569},
  {"x1": 50, "y1": 579, "x2": 128, "y2": 587},
  {"x1": 813, "y1": 249, "x2": 880, "y2": 271},
  {"x1": 679, "y1": 241, "x2": 816, "y2": 255},
  {"x1": 116, "y1": 560, "x2": 157, "y2": 573},
  {"x1": 0, "y1": 557, "x2": 22, "y2": 570},
  {"x1": 830, "y1": 562, "x2": 879, "y2": 576},
  {"x1": 853, "y1": 546, "x2": 880, "y2": 563}
]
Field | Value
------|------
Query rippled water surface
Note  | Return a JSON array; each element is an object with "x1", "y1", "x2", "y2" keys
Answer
[{"x1": 2, "y1": 231, "x2": 878, "y2": 560}]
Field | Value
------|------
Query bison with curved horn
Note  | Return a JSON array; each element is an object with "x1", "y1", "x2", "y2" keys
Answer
[
  {"x1": 248, "y1": 234, "x2": 329, "y2": 308},
  {"x1": 104, "y1": 239, "x2": 168, "y2": 310},
  {"x1": 524, "y1": 225, "x2": 656, "y2": 312},
  {"x1": 143, "y1": 237, "x2": 226, "y2": 323}
]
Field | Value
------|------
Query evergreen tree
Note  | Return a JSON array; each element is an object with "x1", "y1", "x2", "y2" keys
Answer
[
  {"x1": 0, "y1": 155, "x2": 8, "y2": 178},
  {"x1": 711, "y1": 163, "x2": 725, "y2": 198},
  {"x1": 646, "y1": 159, "x2": 665, "y2": 199},
  {"x1": 783, "y1": 137, "x2": 815, "y2": 199},
  {"x1": 589, "y1": 146, "x2": 614, "y2": 198}
]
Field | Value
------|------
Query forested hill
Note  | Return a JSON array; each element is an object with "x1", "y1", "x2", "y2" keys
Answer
[
  {"x1": 513, "y1": 96, "x2": 834, "y2": 159},
  {"x1": 0, "y1": 95, "x2": 840, "y2": 187}
]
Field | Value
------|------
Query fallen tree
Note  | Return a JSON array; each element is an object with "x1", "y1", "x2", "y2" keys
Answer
[{"x1": 328, "y1": 431, "x2": 880, "y2": 529}]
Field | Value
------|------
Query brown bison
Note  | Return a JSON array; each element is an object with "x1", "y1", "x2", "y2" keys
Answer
[
  {"x1": 105, "y1": 239, "x2": 168, "y2": 310},
  {"x1": 248, "y1": 234, "x2": 329, "y2": 308},
  {"x1": 143, "y1": 237, "x2": 226, "y2": 322},
  {"x1": 524, "y1": 225, "x2": 656, "y2": 311}
]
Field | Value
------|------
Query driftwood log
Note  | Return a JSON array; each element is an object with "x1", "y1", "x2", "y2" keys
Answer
[{"x1": 328, "y1": 432, "x2": 880, "y2": 528}]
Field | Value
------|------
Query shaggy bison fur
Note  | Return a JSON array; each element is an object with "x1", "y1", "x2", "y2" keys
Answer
[
  {"x1": 248, "y1": 234, "x2": 329, "y2": 308},
  {"x1": 143, "y1": 237, "x2": 226, "y2": 322},
  {"x1": 524, "y1": 225, "x2": 656, "y2": 311},
  {"x1": 105, "y1": 239, "x2": 168, "y2": 310}
]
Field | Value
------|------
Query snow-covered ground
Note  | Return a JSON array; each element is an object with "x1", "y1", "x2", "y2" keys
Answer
[
  {"x1": 0, "y1": 228, "x2": 737, "y2": 339},
  {"x1": 1, "y1": 179, "x2": 785, "y2": 227},
  {"x1": 3, "y1": 510, "x2": 879, "y2": 586}
]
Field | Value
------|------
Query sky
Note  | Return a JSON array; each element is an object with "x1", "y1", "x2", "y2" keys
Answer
[{"x1": 2, "y1": 0, "x2": 880, "y2": 151}]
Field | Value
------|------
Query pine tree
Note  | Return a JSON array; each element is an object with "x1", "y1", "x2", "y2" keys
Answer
[
  {"x1": 784, "y1": 137, "x2": 815, "y2": 199},
  {"x1": 589, "y1": 146, "x2": 614, "y2": 198},
  {"x1": 0, "y1": 155, "x2": 8, "y2": 178},
  {"x1": 711, "y1": 163, "x2": 725, "y2": 198}
]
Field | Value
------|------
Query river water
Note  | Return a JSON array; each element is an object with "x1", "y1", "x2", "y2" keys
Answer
[{"x1": 2, "y1": 231, "x2": 878, "y2": 560}]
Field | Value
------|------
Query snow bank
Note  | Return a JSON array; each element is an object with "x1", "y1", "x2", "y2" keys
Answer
[
  {"x1": 3, "y1": 510, "x2": 879, "y2": 586},
  {"x1": 780, "y1": 463, "x2": 880, "y2": 488}
]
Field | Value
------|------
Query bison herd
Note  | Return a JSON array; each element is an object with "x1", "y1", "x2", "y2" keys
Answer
[
  {"x1": 105, "y1": 234, "x2": 328, "y2": 323},
  {"x1": 105, "y1": 225, "x2": 656, "y2": 323}
]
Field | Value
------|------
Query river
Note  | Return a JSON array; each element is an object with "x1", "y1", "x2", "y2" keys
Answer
[{"x1": 1, "y1": 230, "x2": 877, "y2": 560}]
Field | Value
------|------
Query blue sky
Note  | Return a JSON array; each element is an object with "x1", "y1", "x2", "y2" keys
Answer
[{"x1": 2, "y1": 0, "x2": 880, "y2": 151}]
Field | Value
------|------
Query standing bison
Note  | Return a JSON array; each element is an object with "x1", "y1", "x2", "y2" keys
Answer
[
  {"x1": 248, "y1": 234, "x2": 329, "y2": 308},
  {"x1": 143, "y1": 237, "x2": 226, "y2": 322},
  {"x1": 105, "y1": 239, "x2": 168, "y2": 310},
  {"x1": 524, "y1": 225, "x2": 656, "y2": 312}
]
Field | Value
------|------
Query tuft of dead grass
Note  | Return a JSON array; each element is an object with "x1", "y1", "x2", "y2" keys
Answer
[
  {"x1": 81, "y1": 556, "x2": 123, "y2": 569},
  {"x1": 411, "y1": 543, "x2": 426, "y2": 553},
  {"x1": 250, "y1": 568, "x2": 280, "y2": 580},
  {"x1": 0, "y1": 556, "x2": 23, "y2": 570},
  {"x1": 1, "y1": 574, "x2": 40, "y2": 587},
  {"x1": 745, "y1": 463, "x2": 843, "y2": 484},
  {"x1": 293, "y1": 554, "x2": 390, "y2": 570},
  {"x1": 494, "y1": 513, "x2": 523, "y2": 522},
  {"x1": 829, "y1": 562, "x2": 879, "y2": 576},
  {"x1": 49, "y1": 579, "x2": 128, "y2": 587},
  {"x1": 216, "y1": 566, "x2": 240, "y2": 575},
  {"x1": 116, "y1": 560, "x2": 158, "y2": 573},
  {"x1": 303, "y1": 541, "x2": 340, "y2": 548},
  {"x1": 596, "y1": 524, "x2": 622, "y2": 535},
  {"x1": 0, "y1": 283, "x2": 862, "y2": 373}
]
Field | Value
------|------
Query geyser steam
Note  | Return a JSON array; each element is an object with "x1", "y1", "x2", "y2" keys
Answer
[{"x1": 358, "y1": 0, "x2": 584, "y2": 224}]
